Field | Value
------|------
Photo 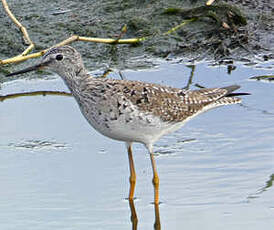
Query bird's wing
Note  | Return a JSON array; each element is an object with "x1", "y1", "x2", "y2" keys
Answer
[
  {"x1": 82, "y1": 78, "x2": 239, "y2": 123},
  {"x1": 116, "y1": 80, "x2": 230, "y2": 122}
]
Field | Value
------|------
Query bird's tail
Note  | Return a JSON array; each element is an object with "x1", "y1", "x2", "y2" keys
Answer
[
  {"x1": 222, "y1": 85, "x2": 250, "y2": 97},
  {"x1": 217, "y1": 85, "x2": 250, "y2": 105}
]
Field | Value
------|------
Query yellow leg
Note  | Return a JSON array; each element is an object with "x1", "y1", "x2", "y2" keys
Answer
[
  {"x1": 127, "y1": 143, "x2": 136, "y2": 200},
  {"x1": 150, "y1": 151, "x2": 160, "y2": 204}
]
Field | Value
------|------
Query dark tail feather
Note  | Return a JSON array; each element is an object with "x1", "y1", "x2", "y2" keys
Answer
[
  {"x1": 226, "y1": 92, "x2": 251, "y2": 97},
  {"x1": 222, "y1": 85, "x2": 250, "y2": 97},
  {"x1": 221, "y1": 85, "x2": 240, "y2": 94}
]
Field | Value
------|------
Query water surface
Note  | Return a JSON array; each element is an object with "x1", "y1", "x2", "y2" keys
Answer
[{"x1": 0, "y1": 61, "x2": 273, "y2": 229}]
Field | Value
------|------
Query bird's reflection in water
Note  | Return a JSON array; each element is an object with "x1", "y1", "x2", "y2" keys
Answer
[
  {"x1": 153, "y1": 201, "x2": 161, "y2": 230},
  {"x1": 128, "y1": 199, "x2": 161, "y2": 230},
  {"x1": 128, "y1": 181, "x2": 161, "y2": 230},
  {"x1": 128, "y1": 199, "x2": 138, "y2": 230}
]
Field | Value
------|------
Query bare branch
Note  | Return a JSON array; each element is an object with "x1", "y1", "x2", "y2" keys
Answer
[
  {"x1": 0, "y1": 0, "x2": 194, "y2": 65},
  {"x1": 0, "y1": 90, "x2": 72, "y2": 102},
  {"x1": 206, "y1": 0, "x2": 216, "y2": 6},
  {"x1": 1, "y1": 0, "x2": 35, "y2": 56}
]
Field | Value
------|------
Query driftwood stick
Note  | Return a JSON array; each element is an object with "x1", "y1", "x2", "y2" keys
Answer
[
  {"x1": 1, "y1": 0, "x2": 35, "y2": 56},
  {"x1": 0, "y1": 0, "x2": 194, "y2": 65},
  {"x1": 0, "y1": 90, "x2": 72, "y2": 102}
]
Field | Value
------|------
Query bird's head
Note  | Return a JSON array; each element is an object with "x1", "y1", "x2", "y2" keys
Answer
[{"x1": 7, "y1": 46, "x2": 86, "y2": 81}]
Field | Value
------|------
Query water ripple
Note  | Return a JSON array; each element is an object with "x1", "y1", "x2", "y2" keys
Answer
[{"x1": 8, "y1": 139, "x2": 69, "y2": 151}]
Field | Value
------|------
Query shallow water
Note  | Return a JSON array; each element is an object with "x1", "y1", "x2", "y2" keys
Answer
[{"x1": 0, "y1": 61, "x2": 274, "y2": 229}]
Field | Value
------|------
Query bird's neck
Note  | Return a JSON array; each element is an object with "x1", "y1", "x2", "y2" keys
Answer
[{"x1": 61, "y1": 68, "x2": 92, "y2": 96}]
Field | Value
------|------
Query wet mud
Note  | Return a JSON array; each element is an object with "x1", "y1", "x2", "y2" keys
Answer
[{"x1": 0, "y1": 0, "x2": 273, "y2": 72}]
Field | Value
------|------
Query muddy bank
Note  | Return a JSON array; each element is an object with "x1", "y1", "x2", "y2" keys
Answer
[{"x1": 0, "y1": 0, "x2": 273, "y2": 72}]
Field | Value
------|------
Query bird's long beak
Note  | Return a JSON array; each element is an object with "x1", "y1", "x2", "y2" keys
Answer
[{"x1": 6, "y1": 60, "x2": 51, "y2": 77}]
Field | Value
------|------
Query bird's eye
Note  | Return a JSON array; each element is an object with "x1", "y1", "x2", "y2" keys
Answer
[{"x1": 55, "y1": 54, "x2": 63, "y2": 61}]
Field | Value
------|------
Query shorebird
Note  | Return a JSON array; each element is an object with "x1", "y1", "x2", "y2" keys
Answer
[{"x1": 7, "y1": 46, "x2": 248, "y2": 204}]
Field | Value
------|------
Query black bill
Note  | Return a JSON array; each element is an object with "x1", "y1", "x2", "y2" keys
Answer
[{"x1": 6, "y1": 60, "x2": 51, "y2": 77}]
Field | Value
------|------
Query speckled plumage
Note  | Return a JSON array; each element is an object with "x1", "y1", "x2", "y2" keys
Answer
[
  {"x1": 71, "y1": 76, "x2": 241, "y2": 145},
  {"x1": 7, "y1": 46, "x2": 246, "y2": 203},
  {"x1": 8, "y1": 46, "x2": 242, "y2": 147}
]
